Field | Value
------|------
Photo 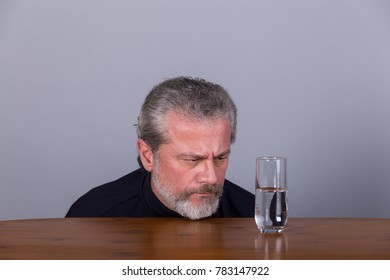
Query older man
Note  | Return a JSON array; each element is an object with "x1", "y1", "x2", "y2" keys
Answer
[{"x1": 66, "y1": 77, "x2": 254, "y2": 219}]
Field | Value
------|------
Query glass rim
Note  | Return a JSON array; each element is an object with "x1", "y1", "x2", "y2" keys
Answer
[{"x1": 256, "y1": 156, "x2": 286, "y2": 160}]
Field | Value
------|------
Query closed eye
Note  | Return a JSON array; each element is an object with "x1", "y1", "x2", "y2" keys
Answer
[
  {"x1": 215, "y1": 156, "x2": 227, "y2": 161},
  {"x1": 214, "y1": 155, "x2": 229, "y2": 166},
  {"x1": 183, "y1": 158, "x2": 202, "y2": 166}
]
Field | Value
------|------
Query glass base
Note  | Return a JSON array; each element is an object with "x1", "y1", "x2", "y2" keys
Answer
[{"x1": 258, "y1": 227, "x2": 284, "y2": 233}]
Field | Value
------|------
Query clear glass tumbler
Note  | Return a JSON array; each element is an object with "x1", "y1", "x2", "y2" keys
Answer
[{"x1": 255, "y1": 156, "x2": 288, "y2": 233}]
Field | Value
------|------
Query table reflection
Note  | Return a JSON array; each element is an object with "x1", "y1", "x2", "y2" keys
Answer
[
  {"x1": 138, "y1": 219, "x2": 226, "y2": 259},
  {"x1": 254, "y1": 233, "x2": 288, "y2": 259}
]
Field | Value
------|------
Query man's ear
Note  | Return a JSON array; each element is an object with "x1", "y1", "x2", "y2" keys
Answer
[{"x1": 137, "y1": 139, "x2": 154, "y2": 172}]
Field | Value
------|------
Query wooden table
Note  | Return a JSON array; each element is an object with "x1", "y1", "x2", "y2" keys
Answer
[{"x1": 0, "y1": 218, "x2": 389, "y2": 260}]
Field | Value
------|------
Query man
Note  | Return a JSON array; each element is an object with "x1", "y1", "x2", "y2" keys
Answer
[{"x1": 66, "y1": 76, "x2": 254, "y2": 219}]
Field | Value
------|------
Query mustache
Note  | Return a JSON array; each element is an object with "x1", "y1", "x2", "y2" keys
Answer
[{"x1": 184, "y1": 184, "x2": 223, "y2": 197}]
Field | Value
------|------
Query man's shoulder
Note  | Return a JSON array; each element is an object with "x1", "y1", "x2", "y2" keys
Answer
[
  {"x1": 65, "y1": 168, "x2": 148, "y2": 217},
  {"x1": 87, "y1": 168, "x2": 147, "y2": 196}
]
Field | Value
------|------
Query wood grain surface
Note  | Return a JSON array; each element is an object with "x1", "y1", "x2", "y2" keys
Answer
[{"x1": 1, "y1": 218, "x2": 389, "y2": 260}]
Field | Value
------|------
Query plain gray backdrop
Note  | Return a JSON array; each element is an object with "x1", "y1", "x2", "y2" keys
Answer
[{"x1": 1, "y1": 0, "x2": 389, "y2": 220}]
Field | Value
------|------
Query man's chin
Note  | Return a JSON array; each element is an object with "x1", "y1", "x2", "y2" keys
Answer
[{"x1": 175, "y1": 195, "x2": 220, "y2": 220}]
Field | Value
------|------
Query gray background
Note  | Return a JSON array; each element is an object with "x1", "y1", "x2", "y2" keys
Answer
[{"x1": 1, "y1": 0, "x2": 389, "y2": 220}]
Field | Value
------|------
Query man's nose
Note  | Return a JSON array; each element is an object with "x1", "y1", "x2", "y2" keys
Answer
[{"x1": 199, "y1": 160, "x2": 219, "y2": 185}]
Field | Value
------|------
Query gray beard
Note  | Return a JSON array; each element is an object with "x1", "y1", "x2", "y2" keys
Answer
[{"x1": 151, "y1": 173, "x2": 223, "y2": 220}]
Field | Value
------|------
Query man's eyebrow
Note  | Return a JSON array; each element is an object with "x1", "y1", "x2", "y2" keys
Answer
[
  {"x1": 178, "y1": 149, "x2": 231, "y2": 159},
  {"x1": 214, "y1": 149, "x2": 231, "y2": 158},
  {"x1": 177, "y1": 152, "x2": 204, "y2": 159}
]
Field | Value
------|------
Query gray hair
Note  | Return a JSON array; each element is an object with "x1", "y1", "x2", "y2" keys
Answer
[{"x1": 137, "y1": 76, "x2": 237, "y2": 153}]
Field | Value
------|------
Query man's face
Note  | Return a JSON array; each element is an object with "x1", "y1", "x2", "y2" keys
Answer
[{"x1": 150, "y1": 112, "x2": 232, "y2": 219}]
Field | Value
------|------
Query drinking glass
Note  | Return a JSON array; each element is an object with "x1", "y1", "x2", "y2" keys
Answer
[{"x1": 255, "y1": 157, "x2": 288, "y2": 233}]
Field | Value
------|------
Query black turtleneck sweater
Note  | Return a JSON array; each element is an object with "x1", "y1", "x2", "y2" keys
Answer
[{"x1": 65, "y1": 168, "x2": 254, "y2": 218}]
